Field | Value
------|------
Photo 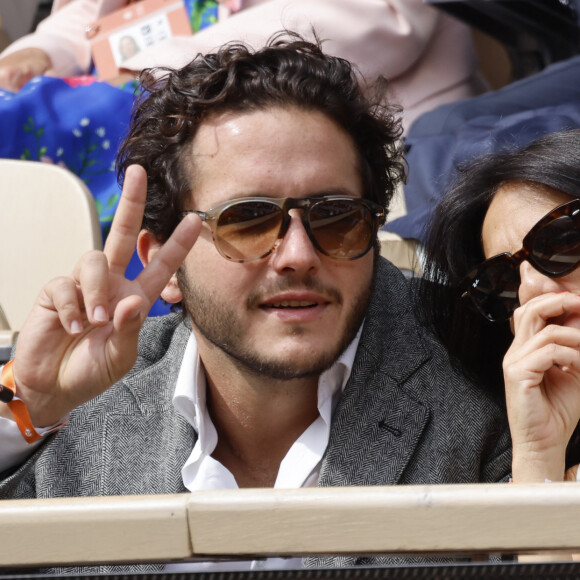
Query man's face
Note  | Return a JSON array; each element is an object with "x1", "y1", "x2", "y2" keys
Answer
[{"x1": 177, "y1": 106, "x2": 375, "y2": 379}]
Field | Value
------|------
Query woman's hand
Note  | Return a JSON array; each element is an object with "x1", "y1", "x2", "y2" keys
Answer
[
  {"x1": 0, "y1": 48, "x2": 53, "y2": 92},
  {"x1": 9, "y1": 165, "x2": 201, "y2": 427},
  {"x1": 504, "y1": 292, "x2": 580, "y2": 482}
]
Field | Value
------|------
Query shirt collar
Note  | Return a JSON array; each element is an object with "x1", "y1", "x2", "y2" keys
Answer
[
  {"x1": 172, "y1": 324, "x2": 362, "y2": 430},
  {"x1": 173, "y1": 325, "x2": 363, "y2": 490}
]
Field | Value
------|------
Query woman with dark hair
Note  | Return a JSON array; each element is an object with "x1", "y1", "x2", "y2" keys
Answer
[{"x1": 421, "y1": 128, "x2": 580, "y2": 483}]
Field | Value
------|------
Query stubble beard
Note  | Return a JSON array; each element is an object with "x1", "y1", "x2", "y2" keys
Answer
[{"x1": 176, "y1": 268, "x2": 374, "y2": 381}]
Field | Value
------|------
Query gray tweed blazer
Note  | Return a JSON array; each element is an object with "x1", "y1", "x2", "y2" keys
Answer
[{"x1": 0, "y1": 258, "x2": 511, "y2": 570}]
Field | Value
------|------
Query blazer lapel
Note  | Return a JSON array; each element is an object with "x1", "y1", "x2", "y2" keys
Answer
[
  {"x1": 318, "y1": 258, "x2": 432, "y2": 488},
  {"x1": 319, "y1": 354, "x2": 431, "y2": 487},
  {"x1": 101, "y1": 319, "x2": 196, "y2": 496}
]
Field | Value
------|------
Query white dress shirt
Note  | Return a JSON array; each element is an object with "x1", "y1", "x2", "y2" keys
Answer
[
  {"x1": 175, "y1": 330, "x2": 360, "y2": 492},
  {"x1": 166, "y1": 329, "x2": 361, "y2": 571},
  {"x1": 0, "y1": 326, "x2": 361, "y2": 488}
]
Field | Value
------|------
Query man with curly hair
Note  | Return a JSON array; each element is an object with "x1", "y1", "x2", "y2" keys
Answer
[{"x1": 0, "y1": 34, "x2": 510, "y2": 569}]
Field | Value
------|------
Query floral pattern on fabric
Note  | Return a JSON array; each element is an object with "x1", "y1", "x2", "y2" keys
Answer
[{"x1": 0, "y1": 76, "x2": 135, "y2": 240}]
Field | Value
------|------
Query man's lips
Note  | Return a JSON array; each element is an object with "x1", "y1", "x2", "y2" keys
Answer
[
  {"x1": 263, "y1": 300, "x2": 318, "y2": 309},
  {"x1": 259, "y1": 292, "x2": 330, "y2": 310},
  {"x1": 260, "y1": 294, "x2": 329, "y2": 308}
]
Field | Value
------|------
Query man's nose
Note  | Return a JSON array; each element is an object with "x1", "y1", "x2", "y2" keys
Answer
[
  {"x1": 270, "y1": 210, "x2": 322, "y2": 274},
  {"x1": 517, "y1": 260, "x2": 567, "y2": 306}
]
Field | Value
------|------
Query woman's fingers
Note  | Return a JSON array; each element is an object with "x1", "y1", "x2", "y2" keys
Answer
[
  {"x1": 504, "y1": 342, "x2": 580, "y2": 387},
  {"x1": 565, "y1": 465, "x2": 579, "y2": 482},
  {"x1": 512, "y1": 292, "x2": 580, "y2": 342},
  {"x1": 506, "y1": 323, "x2": 580, "y2": 367},
  {"x1": 506, "y1": 294, "x2": 580, "y2": 483}
]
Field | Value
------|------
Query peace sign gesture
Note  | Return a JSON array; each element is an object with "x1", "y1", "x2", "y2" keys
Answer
[{"x1": 10, "y1": 165, "x2": 201, "y2": 427}]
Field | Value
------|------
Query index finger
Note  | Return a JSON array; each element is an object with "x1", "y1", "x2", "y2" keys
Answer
[
  {"x1": 104, "y1": 164, "x2": 148, "y2": 275},
  {"x1": 136, "y1": 213, "x2": 202, "y2": 305},
  {"x1": 512, "y1": 292, "x2": 580, "y2": 344}
]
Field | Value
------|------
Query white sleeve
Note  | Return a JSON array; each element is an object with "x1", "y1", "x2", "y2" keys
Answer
[
  {"x1": 121, "y1": 0, "x2": 478, "y2": 131},
  {"x1": 0, "y1": 414, "x2": 43, "y2": 474},
  {"x1": 123, "y1": 0, "x2": 440, "y2": 77},
  {"x1": 0, "y1": 0, "x2": 126, "y2": 76}
]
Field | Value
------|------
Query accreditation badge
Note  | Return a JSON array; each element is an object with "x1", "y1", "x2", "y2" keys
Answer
[{"x1": 86, "y1": 0, "x2": 193, "y2": 80}]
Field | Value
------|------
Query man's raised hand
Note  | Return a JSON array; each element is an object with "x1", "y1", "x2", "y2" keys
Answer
[{"x1": 11, "y1": 165, "x2": 200, "y2": 426}]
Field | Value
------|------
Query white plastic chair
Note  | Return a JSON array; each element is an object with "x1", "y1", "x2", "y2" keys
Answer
[{"x1": 0, "y1": 160, "x2": 102, "y2": 359}]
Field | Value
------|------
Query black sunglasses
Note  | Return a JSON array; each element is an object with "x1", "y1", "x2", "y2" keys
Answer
[
  {"x1": 461, "y1": 198, "x2": 580, "y2": 322},
  {"x1": 181, "y1": 195, "x2": 385, "y2": 263}
]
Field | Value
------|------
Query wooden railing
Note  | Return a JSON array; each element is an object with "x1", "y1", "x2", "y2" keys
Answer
[{"x1": 1, "y1": 483, "x2": 580, "y2": 568}]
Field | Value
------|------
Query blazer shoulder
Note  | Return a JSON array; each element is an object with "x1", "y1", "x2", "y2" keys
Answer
[{"x1": 134, "y1": 313, "x2": 189, "y2": 367}]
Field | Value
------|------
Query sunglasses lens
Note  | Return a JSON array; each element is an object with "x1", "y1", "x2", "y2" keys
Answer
[
  {"x1": 469, "y1": 258, "x2": 520, "y2": 321},
  {"x1": 530, "y1": 215, "x2": 580, "y2": 275},
  {"x1": 216, "y1": 201, "x2": 283, "y2": 260},
  {"x1": 310, "y1": 199, "x2": 375, "y2": 259}
]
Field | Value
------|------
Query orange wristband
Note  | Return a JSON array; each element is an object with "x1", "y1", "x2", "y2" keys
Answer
[{"x1": 1, "y1": 360, "x2": 43, "y2": 443}]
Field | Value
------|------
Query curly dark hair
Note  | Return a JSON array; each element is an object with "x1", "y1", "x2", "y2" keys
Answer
[{"x1": 117, "y1": 31, "x2": 405, "y2": 242}]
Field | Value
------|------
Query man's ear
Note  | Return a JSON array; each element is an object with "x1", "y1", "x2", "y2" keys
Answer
[{"x1": 137, "y1": 229, "x2": 183, "y2": 304}]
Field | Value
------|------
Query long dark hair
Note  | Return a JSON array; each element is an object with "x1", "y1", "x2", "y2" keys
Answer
[{"x1": 419, "y1": 129, "x2": 580, "y2": 402}]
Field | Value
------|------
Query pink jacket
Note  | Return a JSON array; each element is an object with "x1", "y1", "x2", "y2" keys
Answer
[{"x1": 1, "y1": 0, "x2": 485, "y2": 131}]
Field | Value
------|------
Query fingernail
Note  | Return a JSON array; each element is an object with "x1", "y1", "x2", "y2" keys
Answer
[
  {"x1": 93, "y1": 306, "x2": 108, "y2": 322},
  {"x1": 70, "y1": 320, "x2": 83, "y2": 334}
]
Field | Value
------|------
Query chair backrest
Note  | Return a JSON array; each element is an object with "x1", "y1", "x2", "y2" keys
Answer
[{"x1": 0, "y1": 160, "x2": 102, "y2": 337}]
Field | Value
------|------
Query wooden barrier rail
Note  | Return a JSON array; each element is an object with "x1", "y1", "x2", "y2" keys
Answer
[{"x1": 1, "y1": 483, "x2": 580, "y2": 567}]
